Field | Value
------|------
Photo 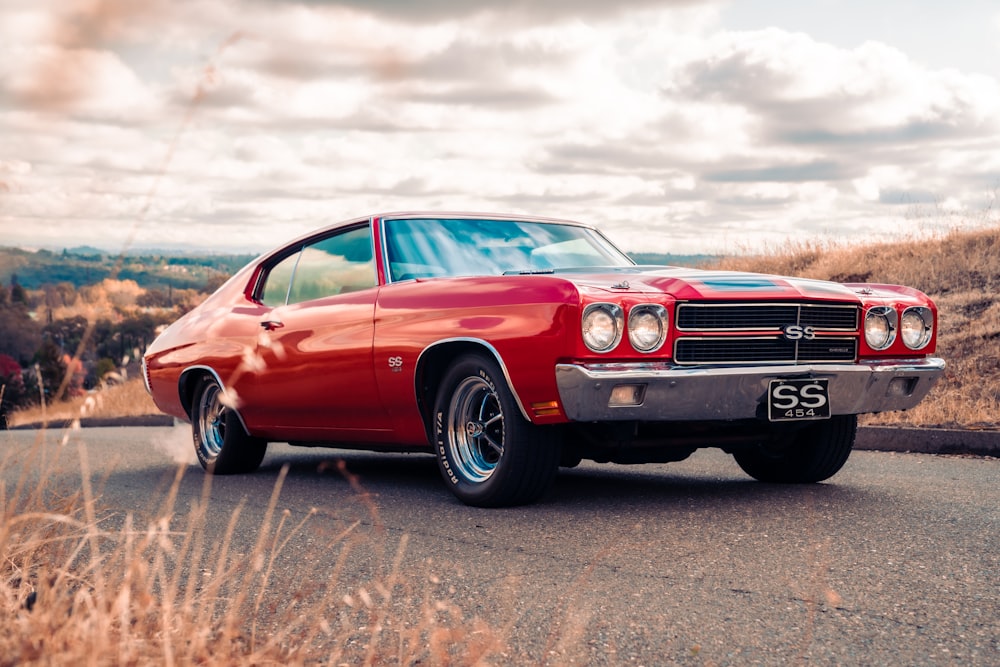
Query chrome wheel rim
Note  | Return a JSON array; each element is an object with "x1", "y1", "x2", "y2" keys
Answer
[
  {"x1": 446, "y1": 376, "x2": 504, "y2": 483},
  {"x1": 196, "y1": 383, "x2": 226, "y2": 459}
]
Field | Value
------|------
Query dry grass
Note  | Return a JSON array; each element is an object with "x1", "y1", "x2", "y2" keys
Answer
[
  {"x1": 7, "y1": 378, "x2": 159, "y2": 428},
  {"x1": 707, "y1": 224, "x2": 1000, "y2": 429},
  {"x1": 1, "y1": 436, "x2": 500, "y2": 665}
]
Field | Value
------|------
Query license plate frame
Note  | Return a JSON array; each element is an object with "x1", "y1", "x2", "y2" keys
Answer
[{"x1": 767, "y1": 378, "x2": 831, "y2": 422}]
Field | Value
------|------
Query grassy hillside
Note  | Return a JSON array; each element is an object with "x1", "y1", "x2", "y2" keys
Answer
[
  {"x1": 707, "y1": 224, "x2": 1000, "y2": 429},
  {"x1": 0, "y1": 246, "x2": 256, "y2": 291}
]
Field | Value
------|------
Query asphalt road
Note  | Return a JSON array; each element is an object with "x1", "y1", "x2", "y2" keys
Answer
[{"x1": 4, "y1": 425, "x2": 998, "y2": 665}]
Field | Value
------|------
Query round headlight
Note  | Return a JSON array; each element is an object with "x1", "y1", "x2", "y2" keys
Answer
[
  {"x1": 628, "y1": 304, "x2": 667, "y2": 352},
  {"x1": 582, "y1": 303, "x2": 623, "y2": 353},
  {"x1": 864, "y1": 306, "x2": 897, "y2": 350},
  {"x1": 900, "y1": 307, "x2": 933, "y2": 349}
]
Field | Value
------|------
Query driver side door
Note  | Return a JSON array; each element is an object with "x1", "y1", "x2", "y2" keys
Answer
[{"x1": 240, "y1": 223, "x2": 389, "y2": 441}]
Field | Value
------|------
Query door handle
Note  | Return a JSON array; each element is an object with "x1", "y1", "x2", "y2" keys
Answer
[{"x1": 260, "y1": 319, "x2": 284, "y2": 331}]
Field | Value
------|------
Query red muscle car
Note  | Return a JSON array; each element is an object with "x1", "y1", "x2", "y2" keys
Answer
[{"x1": 143, "y1": 213, "x2": 945, "y2": 506}]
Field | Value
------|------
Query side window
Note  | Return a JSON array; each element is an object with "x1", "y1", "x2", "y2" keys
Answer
[
  {"x1": 260, "y1": 250, "x2": 300, "y2": 307},
  {"x1": 286, "y1": 225, "x2": 376, "y2": 305}
]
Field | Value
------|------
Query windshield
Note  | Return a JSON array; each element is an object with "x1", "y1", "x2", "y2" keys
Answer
[{"x1": 383, "y1": 217, "x2": 634, "y2": 281}]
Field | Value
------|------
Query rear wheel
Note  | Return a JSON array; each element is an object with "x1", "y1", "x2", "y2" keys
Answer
[
  {"x1": 433, "y1": 354, "x2": 561, "y2": 507},
  {"x1": 733, "y1": 414, "x2": 857, "y2": 483},
  {"x1": 191, "y1": 375, "x2": 267, "y2": 474}
]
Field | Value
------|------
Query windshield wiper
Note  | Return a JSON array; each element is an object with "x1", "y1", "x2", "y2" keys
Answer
[{"x1": 502, "y1": 269, "x2": 556, "y2": 275}]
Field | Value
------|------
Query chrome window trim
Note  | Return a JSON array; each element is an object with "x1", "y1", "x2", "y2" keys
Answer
[
  {"x1": 255, "y1": 221, "x2": 377, "y2": 303},
  {"x1": 377, "y1": 214, "x2": 634, "y2": 284}
]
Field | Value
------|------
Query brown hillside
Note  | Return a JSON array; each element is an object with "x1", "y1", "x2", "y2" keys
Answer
[{"x1": 708, "y1": 225, "x2": 1000, "y2": 429}]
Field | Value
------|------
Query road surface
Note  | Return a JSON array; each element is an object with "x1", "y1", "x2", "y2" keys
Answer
[{"x1": 3, "y1": 425, "x2": 997, "y2": 664}]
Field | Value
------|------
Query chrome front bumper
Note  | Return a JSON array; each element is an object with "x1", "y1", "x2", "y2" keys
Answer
[{"x1": 554, "y1": 358, "x2": 946, "y2": 422}]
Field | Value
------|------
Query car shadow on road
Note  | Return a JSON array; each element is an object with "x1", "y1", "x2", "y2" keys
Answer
[
  {"x1": 239, "y1": 447, "x2": 880, "y2": 511},
  {"x1": 548, "y1": 464, "x2": 875, "y2": 509}
]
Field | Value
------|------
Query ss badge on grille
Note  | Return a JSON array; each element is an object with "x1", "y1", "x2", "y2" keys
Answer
[{"x1": 782, "y1": 324, "x2": 816, "y2": 340}]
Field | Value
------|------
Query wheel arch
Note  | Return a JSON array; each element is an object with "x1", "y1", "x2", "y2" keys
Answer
[
  {"x1": 414, "y1": 338, "x2": 531, "y2": 440},
  {"x1": 177, "y1": 365, "x2": 253, "y2": 434}
]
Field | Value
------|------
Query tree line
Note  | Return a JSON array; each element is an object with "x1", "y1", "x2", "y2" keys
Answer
[{"x1": 0, "y1": 274, "x2": 212, "y2": 426}]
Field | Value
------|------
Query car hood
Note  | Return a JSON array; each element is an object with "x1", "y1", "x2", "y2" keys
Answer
[{"x1": 566, "y1": 266, "x2": 863, "y2": 302}]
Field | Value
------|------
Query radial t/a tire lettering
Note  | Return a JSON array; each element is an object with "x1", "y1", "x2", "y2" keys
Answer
[
  {"x1": 733, "y1": 414, "x2": 857, "y2": 483},
  {"x1": 191, "y1": 375, "x2": 267, "y2": 475},
  {"x1": 433, "y1": 354, "x2": 561, "y2": 507}
]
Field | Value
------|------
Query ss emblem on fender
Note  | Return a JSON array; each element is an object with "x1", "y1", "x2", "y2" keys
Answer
[
  {"x1": 388, "y1": 356, "x2": 404, "y2": 372},
  {"x1": 782, "y1": 324, "x2": 816, "y2": 340}
]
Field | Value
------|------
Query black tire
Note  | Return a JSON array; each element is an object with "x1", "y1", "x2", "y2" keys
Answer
[
  {"x1": 733, "y1": 414, "x2": 857, "y2": 483},
  {"x1": 433, "y1": 354, "x2": 561, "y2": 507},
  {"x1": 191, "y1": 375, "x2": 267, "y2": 475}
]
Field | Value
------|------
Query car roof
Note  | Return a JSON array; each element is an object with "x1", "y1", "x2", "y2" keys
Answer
[{"x1": 264, "y1": 211, "x2": 597, "y2": 258}]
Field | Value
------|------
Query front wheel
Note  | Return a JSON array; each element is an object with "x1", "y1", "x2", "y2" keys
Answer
[
  {"x1": 433, "y1": 354, "x2": 561, "y2": 507},
  {"x1": 191, "y1": 375, "x2": 267, "y2": 474},
  {"x1": 733, "y1": 414, "x2": 857, "y2": 483}
]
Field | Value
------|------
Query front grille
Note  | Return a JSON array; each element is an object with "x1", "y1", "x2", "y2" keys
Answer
[
  {"x1": 672, "y1": 301, "x2": 860, "y2": 365},
  {"x1": 674, "y1": 336, "x2": 857, "y2": 365},
  {"x1": 676, "y1": 302, "x2": 858, "y2": 331},
  {"x1": 800, "y1": 305, "x2": 858, "y2": 330},
  {"x1": 675, "y1": 337, "x2": 796, "y2": 364}
]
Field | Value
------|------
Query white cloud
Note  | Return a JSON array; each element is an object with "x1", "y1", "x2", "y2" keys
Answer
[{"x1": 0, "y1": 0, "x2": 998, "y2": 256}]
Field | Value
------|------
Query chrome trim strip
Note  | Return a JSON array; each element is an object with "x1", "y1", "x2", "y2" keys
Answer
[
  {"x1": 378, "y1": 214, "x2": 634, "y2": 285},
  {"x1": 375, "y1": 215, "x2": 391, "y2": 285},
  {"x1": 140, "y1": 356, "x2": 152, "y2": 395},
  {"x1": 178, "y1": 365, "x2": 253, "y2": 434},
  {"x1": 416, "y1": 338, "x2": 532, "y2": 421}
]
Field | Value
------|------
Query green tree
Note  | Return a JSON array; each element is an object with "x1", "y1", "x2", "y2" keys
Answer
[
  {"x1": 0, "y1": 300, "x2": 42, "y2": 366},
  {"x1": 95, "y1": 357, "x2": 118, "y2": 382},
  {"x1": 119, "y1": 313, "x2": 158, "y2": 360},
  {"x1": 0, "y1": 353, "x2": 29, "y2": 427},
  {"x1": 203, "y1": 270, "x2": 230, "y2": 293},
  {"x1": 138, "y1": 288, "x2": 171, "y2": 308},
  {"x1": 9, "y1": 274, "x2": 27, "y2": 305},
  {"x1": 43, "y1": 315, "x2": 90, "y2": 358},
  {"x1": 33, "y1": 339, "x2": 66, "y2": 401}
]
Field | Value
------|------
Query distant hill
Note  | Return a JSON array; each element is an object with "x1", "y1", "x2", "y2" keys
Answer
[
  {"x1": 64, "y1": 245, "x2": 107, "y2": 257},
  {"x1": 628, "y1": 252, "x2": 721, "y2": 268},
  {"x1": 0, "y1": 246, "x2": 257, "y2": 291}
]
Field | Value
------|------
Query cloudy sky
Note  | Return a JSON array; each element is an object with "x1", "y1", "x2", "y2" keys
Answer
[{"x1": 1, "y1": 0, "x2": 999, "y2": 256}]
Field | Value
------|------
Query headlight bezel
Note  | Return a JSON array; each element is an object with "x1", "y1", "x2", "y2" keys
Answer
[
  {"x1": 627, "y1": 303, "x2": 668, "y2": 353},
  {"x1": 864, "y1": 306, "x2": 898, "y2": 351},
  {"x1": 900, "y1": 306, "x2": 934, "y2": 350},
  {"x1": 582, "y1": 303, "x2": 624, "y2": 353}
]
